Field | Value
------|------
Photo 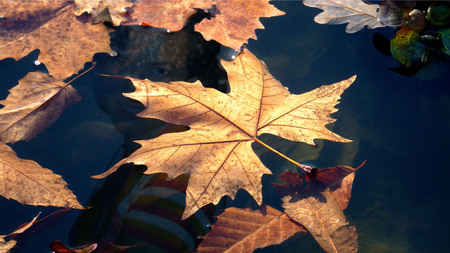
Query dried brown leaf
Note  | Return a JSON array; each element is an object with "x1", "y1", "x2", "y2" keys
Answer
[
  {"x1": 74, "y1": 0, "x2": 132, "y2": 25},
  {"x1": 0, "y1": 1, "x2": 111, "y2": 80},
  {"x1": 122, "y1": 0, "x2": 214, "y2": 31},
  {"x1": 0, "y1": 142, "x2": 83, "y2": 209},
  {"x1": 197, "y1": 205, "x2": 305, "y2": 253},
  {"x1": 195, "y1": 0, "x2": 285, "y2": 50},
  {"x1": 303, "y1": 0, "x2": 385, "y2": 33},
  {"x1": 282, "y1": 188, "x2": 358, "y2": 253},
  {"x1": 94, "y1": 49, "x2": 355, "y2": 219},
  {"x1": 0, "y1": 71, "x2": 81, "y2": 143}
]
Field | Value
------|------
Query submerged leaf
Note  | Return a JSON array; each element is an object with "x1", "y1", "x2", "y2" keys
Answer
[
  {"x1": 94, "y1": 48, "x2": 355, "y2": 219},
  {"x1": 303, "y1": 0, "x2": 384, "y2": 33},
  {"x1": 197, "y1": 205, "x2": 305, "y2": 253},
  {"x1": 0, "y1": 142, "x2": 83, "y2": 209},
  {"x1": 0, "y1": 71, "x2": 81, "y2": 143}
]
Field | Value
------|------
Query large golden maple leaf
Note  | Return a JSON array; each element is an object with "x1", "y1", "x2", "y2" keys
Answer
[{"x1": 94, "y1": 49, "x2": 356, "y2": 219}]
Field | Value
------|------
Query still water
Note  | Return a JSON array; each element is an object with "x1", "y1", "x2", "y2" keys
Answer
[{"x1": 1, "y1": 1, "x2": 450, "y2": 252}]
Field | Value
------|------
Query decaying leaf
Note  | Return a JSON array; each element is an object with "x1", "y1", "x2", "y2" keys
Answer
[
  {"x1": 0, "y1": 71, "x2": 81, "y2": 143},
  {"x1": 94, "y1": 48, "x2": 355, "y2": 219},
  {"x1": 282, "y1": 189, "x2": 358, "y2": 253},
  {"x1": 303, "y1": 0, "x2": 385, "y2": 33},
  {"x1": 197, "y1": 205, "x2": 305, "y2": 253},
  {"x1": 74, "y1": 0, "x2": 133, "y2": 25},
  {"x1": 0, "y1": 212, "x2": 40, "y2": 252},
  {"x1": 276, "y1": 166, "x2": 361, "y2": 253},
  {"x1": 50, "y1": 241, "x2": 97, "y2": 253},
  {"x1": 0, "y1": 142, "x2": 83, "y2": 209},
  {"x1": 0, "y1": 1, "x2": 111, "y2": 80},
  {"x1": 121, "y1": 0, "x2": 214, "y2": 31},
  {"x1": 194, "y1": 0, "x2": 285, "y2": 50}
]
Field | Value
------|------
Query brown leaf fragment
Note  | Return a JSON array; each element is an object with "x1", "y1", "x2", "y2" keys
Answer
[
  {"x1": 197, "y1": 205, "x2": 305, "y2": 253},
  {"x1": 122, "y1": 0, "x2": 214, "y2": 31},
  {"x1": 0, "y1": 2, "x2": 111, "y2": 80},
  {"x1": 0, "y1": 142, "x2": 83, "y2": 209},
  {"x1": 0, "y1": 71, "x2": 81, "y2": 143},
  {"x1": 74, "y1": 0, "x2": 133, "y2": 26},
  {"x1": 195, "y1": 0, "x2": 285, "y2": 50},
  {"x1": 282, "y1": 188, "x2": 358, "y2": 253},
  {"x1": 50, "y1": 241, "x2": 97, "y2": 253},
  {"x1": 0, "y1": 213, "x2": 40, "y2": 252},
  {"x1": 94, "y1": 49, "x2": 355, "y2": 219}
]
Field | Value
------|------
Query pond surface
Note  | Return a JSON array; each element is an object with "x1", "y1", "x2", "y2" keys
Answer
[{"x1": 1, "y1": 1, "x2": 450, "y2": 252}]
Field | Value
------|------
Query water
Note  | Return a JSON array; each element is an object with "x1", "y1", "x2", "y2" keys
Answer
[{"x1": 1, "y1": 1, "x2": 450, "y2": 252}]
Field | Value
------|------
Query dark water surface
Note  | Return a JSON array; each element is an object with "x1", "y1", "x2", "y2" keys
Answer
[{"x1": 1, "y1": 1, "x2": 450, "y2": 252}]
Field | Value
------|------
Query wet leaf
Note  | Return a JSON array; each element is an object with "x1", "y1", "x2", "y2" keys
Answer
[
  {"x1": 0, "y1": 142, "x2": 83, "y2": 209},
  {"x1": 0, "y1": 71, "x2": 81, "y2": 143},
  {"x1": 121, "y1": 0, "x2": 214, "y2": 31},
  {"x1": 427, "y1": 3, "x2": 450, "y2": 27},
  {"x1": 303, "y1": 0, "x2": 385, "y2": 33},
  {"x1": 0, "y1": 0, "x2": 111, "y2": 80},
  {"x1": 390, "y1": 27, "x2": 427, "y2": 67},
  {"x1": 94, "y1": 48, "x2": 355, "y2": 219},
  {"x1": 276, "y1": 165, "x2": 360, "y2": 253},
  {"x1": 194, "y1": 0, "x2": 285, "y2": 50},
  {"x1": 74, "y1": 0, "x2": 133, "y2": 25},
  {"x1": 197, "y1": 205, "x2": 305, "y2": 253},
  {"x1": 0, "y1": 213, "x2": 40, "y2": 252},
  {"x1": 439, "y1": 27, "x2": 450, "y2": 56},
  {"x1": 50, "y1": 241, "x2": 97, "y2": 253},
  {"x1": 377, "y1": 0, "x2": 415, "y2": 27},
  {"x1": 282, "y1": 189, "x2": 358, "y2": 253}
]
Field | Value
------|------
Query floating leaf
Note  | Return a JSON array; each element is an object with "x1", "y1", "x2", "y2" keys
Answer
[
  {"x1": 0, "y1": 213, "x2": 40, "y2": 252},
  {"x1": 74, "y1": 0, "x2": 133, "y2": 26},
  {"x1": 427, "y1": 3, "x2": 450, "y2": 27},
  {"x1": 197, "y1": 205, "x2": 305, "y2": 253},
  {"x1": 0, "y1": 1, "x2": 111, "y2": 80},
  {"x1": 0, "y1": 142, "x2": 83, "y2": 209},
  {"x1": 439, "y1": 27, "x2": 450, "y2": 56},
  {"x1": 94, "y1": 48, "x2": 355, "y2": 219},
  {"x1": 194, "y1": 0, "x2": 285, "y2": 50},
  {"x1": 377, "y1": 0, "x2": 415, "y2": 27},
  {"x1": 390, "y1": 27, "x2": 427, "y2": 67},
  {"x1": 0, "y1": 71, "x2": 81, "y2": 143},
  {"x1": 303, "y1": 0, "x2": 385, "y2": 33},
  {"x1": 121, "y1": 0, "x2": 214, "y2": 31}
]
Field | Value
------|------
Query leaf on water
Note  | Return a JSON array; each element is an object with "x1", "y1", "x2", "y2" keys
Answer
[
  {"x1": 0, "y1": 1, "x2": 111, "y2": 80},
  {"x1": 303, "y1": 0, "x2": 385, "y2": 33},
  {"x1": 74, "y1": 0, "x2": 133, "y2": 26},
  {"x1": 0, "y1": 142, "x2": 83, "y2": 209},
  {"x1": 276, "y1": 165, "x2": 361, "y2": 253},
  {"x1": 94, "y1": 48, "x2": 355, "y2": 219},
  {"x1": 197, "y1": 205, "x2": 305, "y2": 253},
  {"x1": 121, "y1": 0, "x2": 215, "y2": 31},
  {"x1": 0, "y1": 71, "x2": 81, "y2": 143},
  {"x1": 50, "y1": 241, "x2": 97, "y2": 253},
  {"x1": 0, "y1": 213, "x2": 40, "y2": 252},
  {"x1": 194, "y1": 0, "x2": 285, "y2": 50}
]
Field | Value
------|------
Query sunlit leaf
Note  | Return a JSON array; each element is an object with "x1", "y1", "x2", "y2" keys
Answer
[
  {"x1": 303, "y1": 0, "x2": 385, "y2": 33},
  {"x1": 197, "y1": 205, "x2": 305, "y2": 253},
  {"x1": 94, "y1": 48, "x2": 355, "y2": 219}
]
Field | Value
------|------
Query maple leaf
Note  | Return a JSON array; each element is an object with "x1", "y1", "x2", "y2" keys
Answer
[
  {"x1": 94, "y1": 49, "x2": 356, "y2": 219},
  {"x1": 303, "y1": 0, "x2": 385, "y2": 33},
  {"x1": 74, "y1": 0, "x2": 132, "y2": 26},
  {"x1": 121, "y1": 0, "x2": 214, "y2": 31},
  {"x1": 194, "y1": 0, "x2": 285, "y2": 50},
  {"x1": 0, "y1": 213, "x2": 40, "y2": 252},
  {"x1": 197, "y1": 205, "x2": 305, "y2": 253},
  {"x1": 0, "y1": 0, "x2": 111, "y2": 80},
  {"x1": 0, "y1": 142, "x2": 83, "y2": 209},
  {"x1": 0, "y1": 71, "x2": 81, "y2": 143}
]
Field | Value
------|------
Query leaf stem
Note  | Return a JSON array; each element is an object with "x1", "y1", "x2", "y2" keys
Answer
[{"x1": 253, "y1": 137, "x2": 314, "y2": 173}]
